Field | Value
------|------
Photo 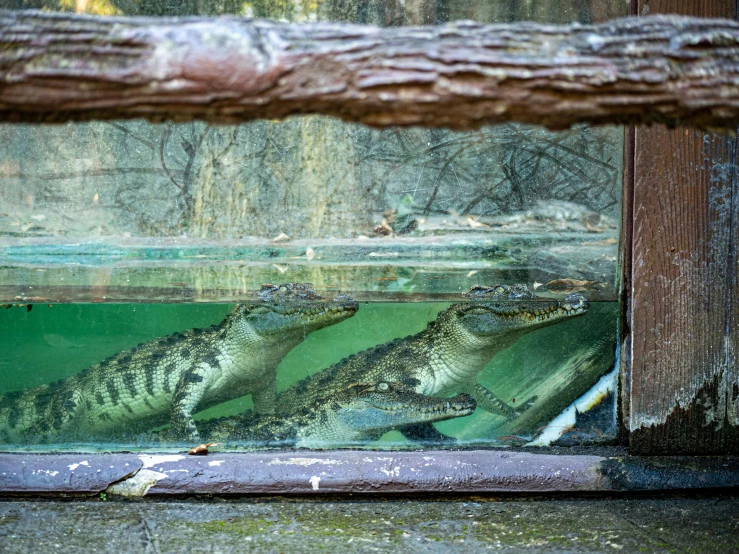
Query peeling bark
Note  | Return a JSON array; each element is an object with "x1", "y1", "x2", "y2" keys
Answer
[
  {"x1": 631, "y1": 372, "x2": 739, "y2": 454},
  {"x1": 3, "y1": 12, "x2": 739, "y2": 130}
]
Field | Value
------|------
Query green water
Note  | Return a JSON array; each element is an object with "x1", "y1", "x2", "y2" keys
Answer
[{"x1": 0, "y1": 301, "x2": 617, "y2": 450}]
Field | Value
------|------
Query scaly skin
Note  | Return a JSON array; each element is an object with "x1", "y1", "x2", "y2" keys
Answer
[
  {"x1": 0, "y1": 284, "x2": 358, "y2": 444},
  {"x1": 194, "y1": 381, "x2": 476, "y2": 448},
  {"x1": 275, "y1": 284, "x2": 588, "y2": 441}
]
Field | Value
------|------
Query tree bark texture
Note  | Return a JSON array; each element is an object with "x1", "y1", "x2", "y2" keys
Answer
[{"x1": 4, "y1": 11, "x2": 739, "y2": 131}]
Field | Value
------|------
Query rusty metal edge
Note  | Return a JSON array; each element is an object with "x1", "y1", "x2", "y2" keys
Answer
[{"x1": 0, "y1": 451, "x2": 737, "y2": 496}]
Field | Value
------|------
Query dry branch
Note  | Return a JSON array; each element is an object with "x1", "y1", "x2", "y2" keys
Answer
[{"x1": 3, "y1": 11, "x2": 739, "y2": 130}]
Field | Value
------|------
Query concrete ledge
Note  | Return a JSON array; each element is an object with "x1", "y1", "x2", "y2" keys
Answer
[
  {"x1": 0, "y1": 453, "x2": 142, "y2": 493},
  {"x1": 0, "y1": 451, "x2": 737, "y2": 496}
]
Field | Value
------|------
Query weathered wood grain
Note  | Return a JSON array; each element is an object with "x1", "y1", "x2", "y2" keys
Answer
[
  {"x1": 629, "y1": 0, "x2": 739, "y2": 454},
  {"x1": 5, "y1": 11, "x2": 739, "y2": 130},
  {"x1": 638, "y1": 0, "x2": 734, "y2": 19}
]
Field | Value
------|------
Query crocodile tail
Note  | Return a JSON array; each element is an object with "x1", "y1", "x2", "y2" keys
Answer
[
  {"x1": 0, "y1": 381, "x2": 84, "y2": 443},
  {"x1": 0, "y1": 387, "x2": 43, "y2": 442}
]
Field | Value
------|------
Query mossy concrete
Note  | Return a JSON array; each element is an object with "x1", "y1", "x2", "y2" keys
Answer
[{"x1": 0, "y1": 497, "x2": 737, "y2": 553}]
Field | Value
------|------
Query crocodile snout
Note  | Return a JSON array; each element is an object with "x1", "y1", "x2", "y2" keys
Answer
[
  {"x1": 562, "y1": 293, "x2": 589, "y2": 314},
  {"x1": 449, "y1": 393, "x2": 477, "y2": 413},
  {"x1": 332, "y1": 294, "x2": 359, "y2": 313}
]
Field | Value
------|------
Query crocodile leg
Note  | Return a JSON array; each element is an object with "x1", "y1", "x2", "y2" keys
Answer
[
  {"x1": 165, "y1": 363, "x2": 213, "y2": 441},
  {"x1": 252, "y1": 380, "x2": 277, "y2": 415},
  {"x1": 473, "y1": 383, "x2": 536, "y2": 419}
]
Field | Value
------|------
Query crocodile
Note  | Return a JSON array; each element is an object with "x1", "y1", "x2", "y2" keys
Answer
[
  {"x1": 193, "y1": 380, "x2": 476, "y2": 448},
  {"x1": 0, "y1": 283, "x2": 358, "y2": 444},
  {"x1": 275, "y1": 284, "x2": 588, "y2": 442}
]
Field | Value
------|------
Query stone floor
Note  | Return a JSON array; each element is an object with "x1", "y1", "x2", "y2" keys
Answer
[{"x1": 0, "y1": 497, "x2": 737, "y2": 553}]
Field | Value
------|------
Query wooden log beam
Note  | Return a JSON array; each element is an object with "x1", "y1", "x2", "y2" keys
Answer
[{"x1": 3, "y1": 11, "x2": 739, "y2": 130}]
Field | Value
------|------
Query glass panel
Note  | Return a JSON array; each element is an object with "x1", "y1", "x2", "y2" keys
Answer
[
  {"x1": 0, "y1": 293, "x2": 616, "y2": 451},
  {"x1": 0, "y1": 0, "x2": 627, "y2": 451}
]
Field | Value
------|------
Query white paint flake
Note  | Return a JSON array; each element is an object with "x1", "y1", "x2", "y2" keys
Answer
[
  {"x1": 67, "y1": 461, "x2": 89, "y2": 471},
  {"x1": 380, "y1": 466, "x2": 401, "y2": 478},
  {"x1": 138, "y1": 454, "x2": 185, "y2": 469},
  {"x1": 309, "y1": 476, "x2": 321, "y2": 490},
  {"x1": 208, "y1": 460, "x2": 224, "y2": 467},
  {"x1": 267, "y1": 457, "x2": 342, "y2": 467}
]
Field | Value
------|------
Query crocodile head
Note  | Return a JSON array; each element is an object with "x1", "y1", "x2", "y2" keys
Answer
[
  {"x1": 224, "y1": 283, "x2": 358, "y2": 341},
  {"x1": 194, "y1": 380, "x2": 475, "y2": 447},
  {"x1": 318, "y1": 381, "x2": 476, "y2": 444},
  {"x1": 437, "y1": 284, "x2": 589, "y2": 342}
]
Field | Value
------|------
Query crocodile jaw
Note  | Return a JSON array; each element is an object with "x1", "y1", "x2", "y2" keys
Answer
[
  {"x1": 330, "y1": 392, "x2": 476, "y2": 438},
  {"x1": 228, "y1": 299, "x2": 359, "y2": 340},
  {"x1": 290, "y1": 384, "x2": 476, "y2": 447},
  {"x1": 366, "y1": 392, "x2": 477, "y2": 425},
  {"x1": 456, "y1": 292, "x2": 589, "y2": 337}
]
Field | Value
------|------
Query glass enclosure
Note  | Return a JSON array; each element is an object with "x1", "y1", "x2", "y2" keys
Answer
[{"x1": 0, "y1": 0, "x2": 627, "y2": 451}]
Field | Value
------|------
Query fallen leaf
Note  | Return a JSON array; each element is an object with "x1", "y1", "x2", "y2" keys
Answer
[
  {"x1": 546, "y1": 278, "x2": 606, "y2": 291},
  {"x1": 373, "y1": 218, "x2": 394, "y2": 236},
  {"x1": 189, "y1": 442, "x2": 219, "y2": 456}
]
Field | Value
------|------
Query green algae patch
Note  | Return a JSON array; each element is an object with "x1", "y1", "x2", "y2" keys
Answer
[
  {"x1": 2, "y1": 498, "x2": 738, "y2": 552},
  {"x1": 145, "y1": 498, "x2": 739, "y2": 553},
  {"x1": 199, "y1": 517, "x2": 279, "y2": 536}
]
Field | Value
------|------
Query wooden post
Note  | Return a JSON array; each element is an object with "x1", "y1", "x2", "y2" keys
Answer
[{"x1": 629, "y1": 0, "x2": 739, "y2": 453}]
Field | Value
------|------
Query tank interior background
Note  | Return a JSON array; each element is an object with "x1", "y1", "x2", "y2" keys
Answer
[
  {"x1": 0, "y1": 0, "x2": 625, "y2": 451},
  {"x1": 0, "y1": 0, "x2": 625, "y2": 303}
]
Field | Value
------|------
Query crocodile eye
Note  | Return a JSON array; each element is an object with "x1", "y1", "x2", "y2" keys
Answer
[{"x1": 377, "y1": 382, "x2": 389, "y2": 391}]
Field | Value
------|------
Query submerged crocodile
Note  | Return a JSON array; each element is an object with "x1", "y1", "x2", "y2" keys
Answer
[
  {"x1": 275, "y1": 284, "x2": 588, "y2": 441},
  {"x1": 193, "y1": 380, "x2": 476, "y2": 448},
  {"x1": 0, "y1": 284, "x2": 358, "y2": 443}
]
